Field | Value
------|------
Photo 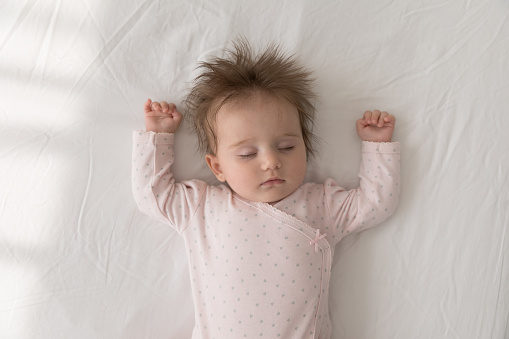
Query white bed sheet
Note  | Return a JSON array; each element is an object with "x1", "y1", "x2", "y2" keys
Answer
[{"x1": 1, "y1": 0, "x2": 508, "y2": 338}]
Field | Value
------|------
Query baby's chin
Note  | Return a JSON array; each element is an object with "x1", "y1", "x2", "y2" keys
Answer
[
  {"x1": 230, "y1": 178, "x2": 304, "y2": 204},
  {"x1": 245, "y1": 190, "x2": 295, "y2": 205}
]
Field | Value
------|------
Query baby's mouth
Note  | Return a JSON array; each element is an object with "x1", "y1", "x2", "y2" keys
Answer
[{"x1": 261, "y1": 177, "x2": 285, "y2": 186}]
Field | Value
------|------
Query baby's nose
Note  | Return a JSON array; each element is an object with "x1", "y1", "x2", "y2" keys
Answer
[{"x1": 262, "y1": 151, "x2": 281, "y2": 170}]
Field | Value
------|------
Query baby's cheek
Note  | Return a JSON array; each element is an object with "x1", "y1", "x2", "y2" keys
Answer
[{"x1": 228, "y1": 168, "x2": 255, "y2": 191}]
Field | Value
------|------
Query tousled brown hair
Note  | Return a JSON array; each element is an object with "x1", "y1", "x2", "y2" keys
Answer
[{"x1": 185, "y1": 39, "x2": 317, "y2": 156}]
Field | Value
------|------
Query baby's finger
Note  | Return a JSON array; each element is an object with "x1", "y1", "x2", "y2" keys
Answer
[
  {"x1": 171, "y1": 109, "x2": 183, "y2": 122},
  {"x1": 160, "y1": 101, "x2": 170, "y2": 113},
  {"x1": 371, "y1": 110, "x2": 381, "y2": 124},
  {"x1": 384, "y1": 114, "x2": 396, "y2": 125},
  {"x1": 167, "y1": 102, "x2": 177, "y2": 112},
  {"x1": 143, "y1": 98, "x2": 152, "y2": 113},
  {"x1": 378, "y1": 111, "x2": 389, "y2": 127},
  {"x1": 363, "y1": 110, "x2": 373, "y2": 123},
  {"x1": 151, "y1": 101, "x2": 162, "y2": 111}
]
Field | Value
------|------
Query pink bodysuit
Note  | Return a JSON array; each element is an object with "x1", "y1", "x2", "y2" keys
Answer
[{"x1": 132, "y1": 131, "x2": 400, "y2": 339}]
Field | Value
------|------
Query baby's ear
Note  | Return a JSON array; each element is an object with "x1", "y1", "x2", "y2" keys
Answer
[{"x1": 205, "y1": 154, "x2": 226, "y2": 182}]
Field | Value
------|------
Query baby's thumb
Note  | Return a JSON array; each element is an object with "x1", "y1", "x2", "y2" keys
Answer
[{"x1": 143, "y1": 98, "x2": 152, "y2": 113}]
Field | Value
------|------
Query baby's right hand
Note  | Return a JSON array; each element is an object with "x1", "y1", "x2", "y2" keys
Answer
[{"x1": 143, "y1": 99, "x2": 183, "y2": 133}]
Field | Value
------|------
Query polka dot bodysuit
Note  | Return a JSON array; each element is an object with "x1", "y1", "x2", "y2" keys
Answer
[{"x1": 132, "y1": 131, "x2": 400, "y2": 339}]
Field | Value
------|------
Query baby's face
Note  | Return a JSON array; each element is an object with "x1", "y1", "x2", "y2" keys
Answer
[{"x1": 205, "y1": 93, "x2": 307, "y2": 203}]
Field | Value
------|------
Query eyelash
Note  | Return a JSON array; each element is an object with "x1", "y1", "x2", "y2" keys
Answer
[
  {"x1": 238, "y1": 146, "x2": 295, "y2": 159},
  {"x1": 279, "y1": 146, "x2": 294, "y2": 152}
]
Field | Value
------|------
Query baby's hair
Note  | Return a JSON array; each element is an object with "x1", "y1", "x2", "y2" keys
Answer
[{"x1": 185, "y1": 39, "x2": 318, "y2": 156}]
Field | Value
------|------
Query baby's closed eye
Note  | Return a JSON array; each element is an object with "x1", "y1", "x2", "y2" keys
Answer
[
  {"x1": 236, "y1": 146, "x2": 258, "y2": 159},
  {"x1": 238, "y1": 152, "x2": 257, "y2": 159},
  {"x1": 278, "y1": 146, "x2": 295, "y2": 153}
]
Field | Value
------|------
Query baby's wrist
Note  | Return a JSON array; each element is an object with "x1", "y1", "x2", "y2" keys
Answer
[
  {"x1": 360, "y1": 137, "x2": 392, "y2": 143},
  {"x1": 362, "y1": 140, "x2": 400, "y2": 153},
  {"x1": 147, "y1": 129, "x2": 176, "y2": 134},
  {"x1": 145, "y1": 125, "x2": 178, "y2": 134}
]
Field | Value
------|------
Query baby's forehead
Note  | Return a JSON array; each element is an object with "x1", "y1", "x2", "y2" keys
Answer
[
  {"x1": 218, "y1": 96, "x2": 298, "y2": 124},
  {"x1": 216, "y1": 91, "x2": 297, "y2": 115},
  {"x1": 216, "y1": 98, "x2": 301, "y2": 139}
]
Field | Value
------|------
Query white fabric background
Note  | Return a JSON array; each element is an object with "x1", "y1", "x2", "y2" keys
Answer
[{"x1": 1, "y1": 0, "x2": 508, "y2": 338}]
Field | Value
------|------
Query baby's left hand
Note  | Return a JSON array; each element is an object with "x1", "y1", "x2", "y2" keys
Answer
[{"x1": 356, "y1": 110, "x2": 396, "y2": 142}]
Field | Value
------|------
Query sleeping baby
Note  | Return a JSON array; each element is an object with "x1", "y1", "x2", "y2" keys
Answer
[{"x1": 132, "y1": 39, "x2": 400, "y2": 338}]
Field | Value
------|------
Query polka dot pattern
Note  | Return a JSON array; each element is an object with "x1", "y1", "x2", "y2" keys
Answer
[{"x1": 132, "y1": 131, "x2": 400, "y2": 338}]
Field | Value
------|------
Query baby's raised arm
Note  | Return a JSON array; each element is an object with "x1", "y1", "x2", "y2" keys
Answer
[
  {"x1": 143, "y1": 99, "x2": 183, "y2": 133},
  {"x1": 133, "y1": 99, "x2": 207, "y2": 232},
  {"x1": 326, "y1": 110, "x2": 399, "y2": 242}
]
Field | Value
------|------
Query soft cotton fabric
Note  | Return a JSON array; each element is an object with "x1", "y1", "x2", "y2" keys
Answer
[{"x1": 132, "y1": 131, "x2": 400, "y2": 338}]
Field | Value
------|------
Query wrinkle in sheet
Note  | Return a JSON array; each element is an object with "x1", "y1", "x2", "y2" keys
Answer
[
  {"x1": 66, "y1": 0, "x2": 153, "y2": 102},
  {"x1": 103, "y1": 215, "x2": 118, "y2": 285},
  {"x1": 401, "y1": 1, "x2": 455, "y2": 19},
  {"x1": 0, "y1": 0, "x2": 63, "y2": 90},
  {"x1": 490, "y1": 242, "x2": 506, "y2": 338},
  {"x1": 440, "y1": 299, "x2": 462, "y2": 339},
  {"x1": 30, "y1": 0, "x2": 63, "y2": 87},
  {"x1": 76, "y1": 139, "x2": 93, "y2": 240},
  {"x1": 0, "y1": 0, "x2": 38, "y2": 53}
]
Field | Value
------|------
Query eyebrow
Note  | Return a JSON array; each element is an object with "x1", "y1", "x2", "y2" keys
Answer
[
  {"x1": 228, "y1": 138, "x2": 254, "y2": 149},
  {"x1": 227, "y1": 133, "x2": 302, "y2": 149}
]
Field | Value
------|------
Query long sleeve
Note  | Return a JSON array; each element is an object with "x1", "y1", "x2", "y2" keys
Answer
[
  {"x1": 325, "y1": 141, "x2": 400, "y2": 244},
  {"x1": 131, "y1": 131, "x2": 207, "y2": 234}
]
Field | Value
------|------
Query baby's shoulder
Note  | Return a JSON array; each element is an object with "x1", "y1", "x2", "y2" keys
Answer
[
  {"x1": 294, "y1": 178, "x2": 347, "y2": 200},
  {"x1": 298, "y1": 178, "x2": 339, "y2": 192},
  {"x1": 201, "y1": 182, "x2": 234, "y2": 200},
  {"x1": 291, "y1": 181, "x2": 327, "y2": 198}
]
